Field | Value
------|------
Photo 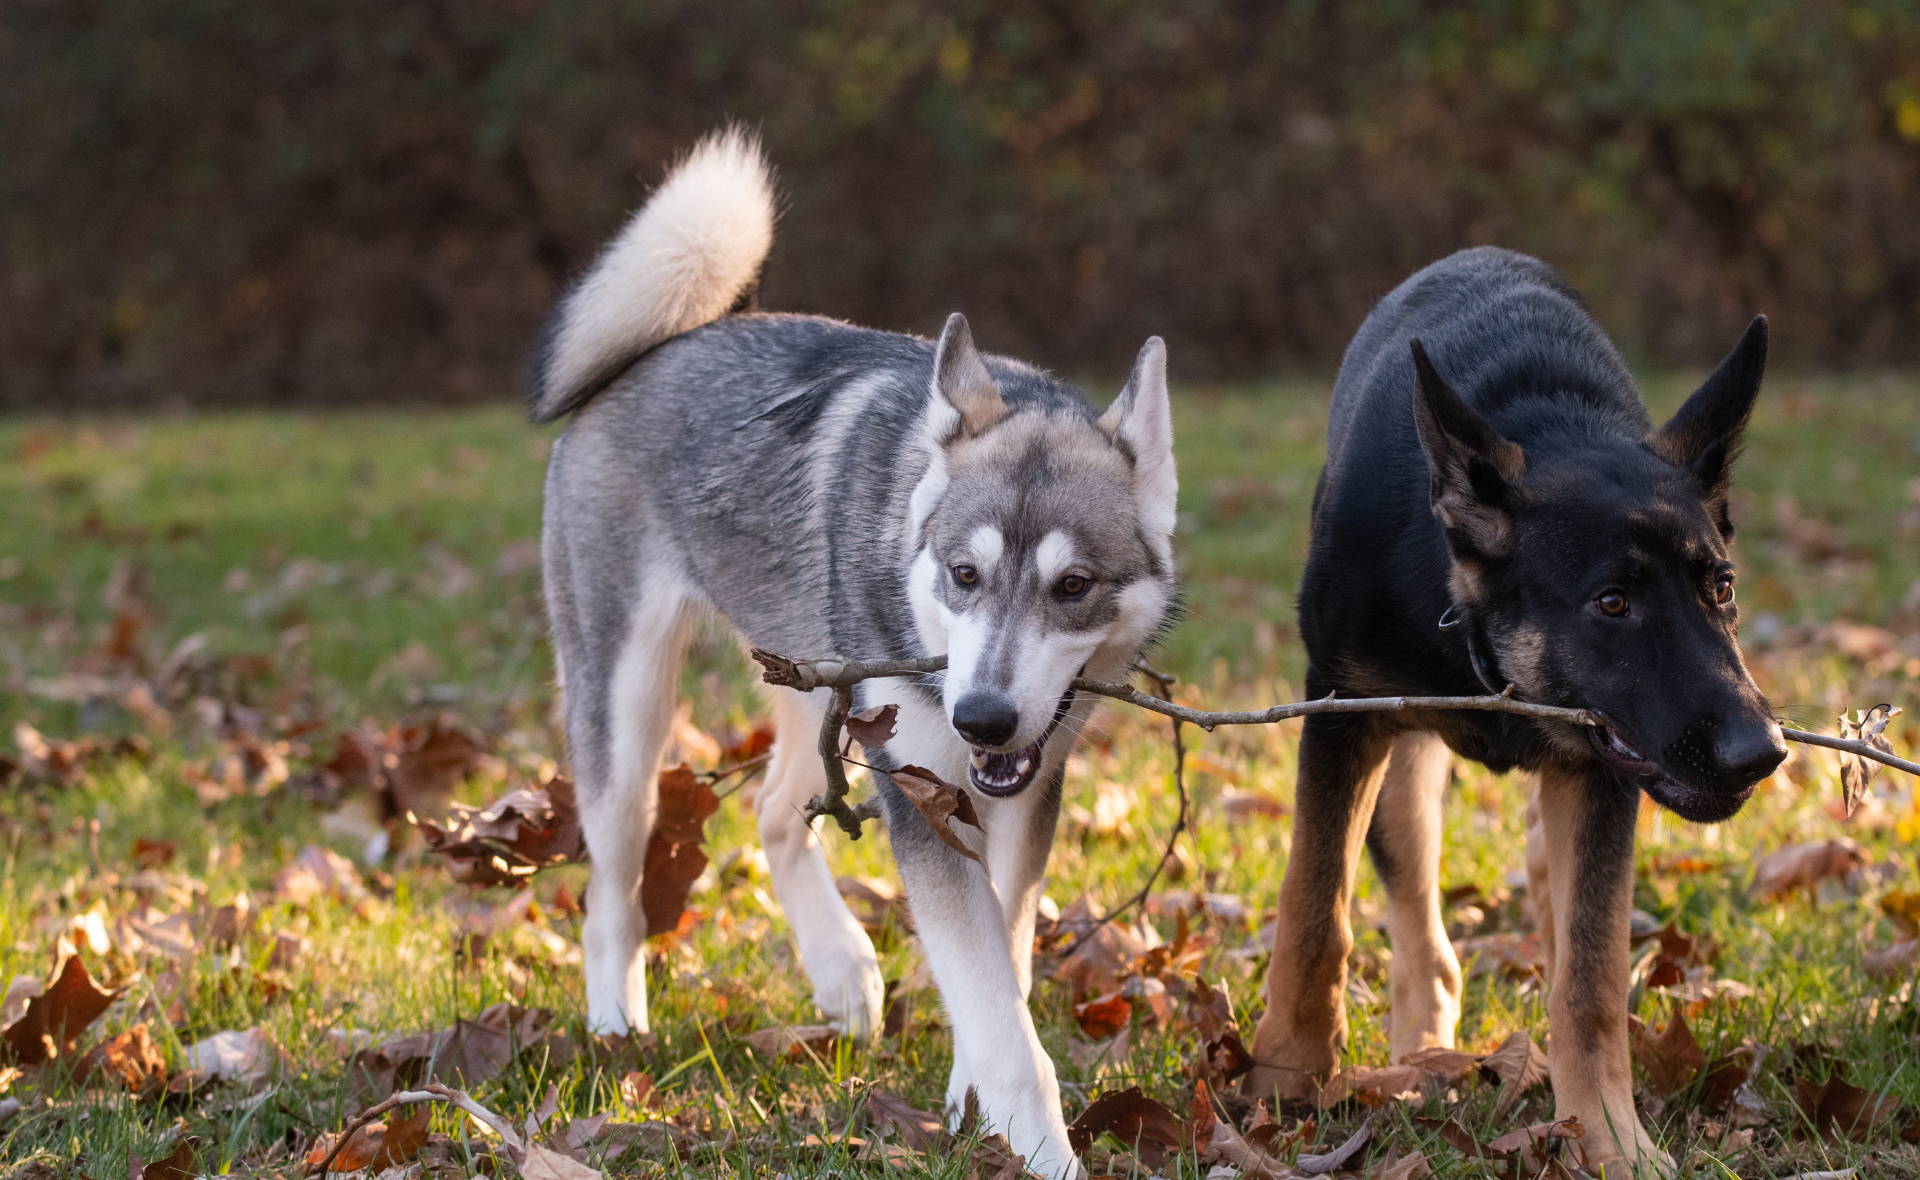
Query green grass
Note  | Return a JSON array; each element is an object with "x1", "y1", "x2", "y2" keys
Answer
[{"x1": 2, "y1": 378, "x2": 1918, "y2": 1177}]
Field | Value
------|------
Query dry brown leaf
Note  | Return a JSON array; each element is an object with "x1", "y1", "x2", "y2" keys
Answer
[
  {"x1": 305, "y1": 1106, "x2": 433, "y2": 1172},
  {"x1": 347, "y1": 1002, "x2": 555, "y2": 1099},
  {"x1": 272, "y1": 844, "x2": 367, "y2": 905},
  {"x1": 1374, "y1": 1149, "x2": 1432, "y2": 1179},
  {"x1": 185, "y1": 1027, "x2": 281, "y2": 1086},
  {"x1": 1791, "y1": 1073, "x2": 1906, "y2": 1141},
  {"x1": 1836, "y1": 703, "x2": 1901, "y2": 816},
  {"x1": 136, "y1": 1138, "x2": 199, "y2": 1180},
  {"x1": 743, "y1": 1024, "x2": 836, "y2": 1060},
  {"x1": 865, "y1": 1088, "x2": 944, "y2": 1152},
  {"x1": 1631, "y1": 1008, "x2": 1706, "y2": 1097},
  {"x1": 1480, "y1": 1031, "x2": 1549, "y2": 1119},
  {"x1": 891, "y1": 763, "x2": 983, "y2": 861},
  {"x1": 1072, "y1": 992, "x2": 1132, "y2": 1040},
  {"x1": 416, "y1": 775, "x2": 585, "y2": 887},
  {"x1": 845, "y1": 704, "x2": 898, "y2": 750},
  {"x1": 1863, "y1": 938, "x2": 1917, "y2": 979},
  {"x1": 1220, "y1": 788, "x2": 1288, "y2": 820},
  {"x1": 1750, "y1": 838, "x2": 1868, "y2": 899},
  {"x1": 1299, "y1": 1118, "x2": 1374, "y2": 1172},
  {"x1": 1, "y1": 955, "x2": 120, "y2": 1064},
  {"x1": 641, "y1": 765, "x2": 719, "y2": 937},
  {"x1": 77, "y1": 1023, "x2": 167, "y2": 1092},
  {"x1": 521, "y1": 1143, "x2": 605, "y2": 1179},
  {"x1": 1066, "y1": 1085, "x2": 1187, "y2": 1167},
  {"x1": 1487, "y1": 1117, "x2": 1584, "y2": 1154}
]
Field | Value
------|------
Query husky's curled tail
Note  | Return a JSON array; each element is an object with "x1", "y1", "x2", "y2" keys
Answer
[{"x1": 529, "y1": 128, "x2": 776, "y2": 421}]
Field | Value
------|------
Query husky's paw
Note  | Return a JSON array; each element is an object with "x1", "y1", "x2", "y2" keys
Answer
[
  {"x1": 945, "y1": 1073, "x2": 1083, "y2": 1180},
  {"x1": 806, "y1": 940, "x2": 885, "y2": 1041},
  {"x1": 1579, "y1": 1129, "x2": 1673, "y2": 1178}
]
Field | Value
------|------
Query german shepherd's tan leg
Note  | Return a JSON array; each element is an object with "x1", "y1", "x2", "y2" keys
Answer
[
  {"x1": 1524, "y1": 783, "x2": 1557, "y2": 983},
  {"x1": 1536, "y1": 766, "x2": 1668, "y2": 1173},
  {"x1": 1245, "y1": 713, "x2": 1392, "y2": 1100},
  {"x1": 1366, "y1": 731, "x2": 1463, "y2": 1060}
]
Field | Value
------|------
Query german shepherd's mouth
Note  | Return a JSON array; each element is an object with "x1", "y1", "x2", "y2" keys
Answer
[
  {"x1": 967, "y1": 687, "x2": 1077, "y2": 798},
  {"x1": 1586, "y1": 718, "x2": 1754, "y2": 823}
]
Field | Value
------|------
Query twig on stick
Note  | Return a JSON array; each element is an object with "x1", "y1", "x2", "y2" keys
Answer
[{"x1": 1061, "y1": 661, "x2": 1190, "y2": 957}]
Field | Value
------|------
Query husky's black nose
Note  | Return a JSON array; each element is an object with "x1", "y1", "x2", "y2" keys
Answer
[
  {"x1": 952, "y1": 693, "x2": 1018, "y2": 748},
  {"x1": 1715, "y1": 722, "x2": 1788, "y2": 786}
]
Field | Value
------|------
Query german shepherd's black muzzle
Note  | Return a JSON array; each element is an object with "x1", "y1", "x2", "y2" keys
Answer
[{"x1": 1247, "y1": 248, "x2": 1783, "y2": 1170}]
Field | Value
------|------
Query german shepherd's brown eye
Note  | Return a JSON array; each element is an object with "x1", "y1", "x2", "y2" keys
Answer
[
  {"x1": 1595, "y1": 590, "x2": 1629, "y2": 617},
  {"x1": 951, "y1": 565, "x2": 979, "y2": 587},
  {"x1": 1713, "y1": 574, "x2": 1736, "y2": 606},
  {"x1": 1055, "y1": 574, "x2": 1090, "y2": 598}
]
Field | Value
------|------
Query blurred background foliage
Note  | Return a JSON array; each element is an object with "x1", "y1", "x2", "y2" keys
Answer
[{"x1": 4, "y1": 0, "x2": 1919, "y2": 409}]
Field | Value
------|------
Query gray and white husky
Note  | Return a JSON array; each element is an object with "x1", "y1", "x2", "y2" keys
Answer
[{"x1": 529, "y1": 130, "x2": 1179, "y2": 1177}]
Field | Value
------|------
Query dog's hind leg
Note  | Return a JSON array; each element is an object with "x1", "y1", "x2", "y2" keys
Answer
[
  {"x1": 1245, "y1": 709, "x2": 1393, "y2": 1101},
  {"x1": 754, "y1": 687, "x2": 885, "y2": 1039},
  {"x1": 554, "y1": 556, "x2": 696, "y2": 1037},
  {"x1": 1365, "y1": 730, "x2": 1462, "y2": 1060},
  {"x1": 1536, "y1": 765, "x2": 1668, "y2": 1172}
]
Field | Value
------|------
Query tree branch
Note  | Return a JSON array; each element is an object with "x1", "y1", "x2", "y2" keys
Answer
[{"x1": 746, "y1": 649, "x2": 1919, "y2": 844}]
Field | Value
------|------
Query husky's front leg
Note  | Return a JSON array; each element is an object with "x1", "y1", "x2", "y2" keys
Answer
[{"x1": 886, "y1": 784, "x2": 1080, "y2": 1180}]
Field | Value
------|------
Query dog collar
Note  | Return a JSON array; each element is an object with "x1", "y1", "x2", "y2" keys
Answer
[{"x1": 1438, "y1": 604, "x2": 1507, "y2": 695}]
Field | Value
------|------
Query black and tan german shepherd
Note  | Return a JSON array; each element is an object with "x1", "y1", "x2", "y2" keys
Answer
[{"x1": 1246, "y1": 248, "x2": 1786, "y2": 1170}]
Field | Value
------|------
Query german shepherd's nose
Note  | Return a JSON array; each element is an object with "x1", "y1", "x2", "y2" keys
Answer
[
  {"x1": 953, "y1": 693, "x2": 1019, "y2": 748},
  {"x1": 1666, "y1": 717, "x2": 1787, "y2": 789}
]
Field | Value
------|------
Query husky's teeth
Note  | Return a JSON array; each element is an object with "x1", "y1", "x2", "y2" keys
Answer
[
  {"x1": 1015, "y1": 756, "x2": 1032, "y2": 776},
  {"x1": 971, "y1": 749, "x2": 988, "y2": 768}
]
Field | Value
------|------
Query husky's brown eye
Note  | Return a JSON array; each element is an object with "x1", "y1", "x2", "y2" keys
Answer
[
  {"x1": 1595, "y1": 590, "x2": 1629, "y2": 617},
  {"x1": 1713, "y1": 574, "x2": 1736, "y2": 606},
  {"x1": 951, "y1": 565, "x2": 978, "y2": 587},
  {"x1": 1056, "y1": 574, "x2": 1090, "y2": 598}
]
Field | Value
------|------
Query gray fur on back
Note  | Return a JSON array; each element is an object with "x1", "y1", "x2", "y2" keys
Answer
[{"x1": 543, "y1": 312, "x2": 1104, "y2": 679}]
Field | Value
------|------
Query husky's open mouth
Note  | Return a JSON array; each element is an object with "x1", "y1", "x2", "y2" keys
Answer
[
  {"x1": 1586, "y1": 718, "x2": 1753, "y2": 823},
  {"x1": 967, "y1": 688, "x2": 1077, "y2": 798}
]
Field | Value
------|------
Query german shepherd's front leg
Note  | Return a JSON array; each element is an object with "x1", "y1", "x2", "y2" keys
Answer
[
  {"x1": 1245, "y1": 711, "x2": 1393, "y2": 1100},
  {"x1": 1536, "y1": 765, "x2": 1669, "y2": 1173}
]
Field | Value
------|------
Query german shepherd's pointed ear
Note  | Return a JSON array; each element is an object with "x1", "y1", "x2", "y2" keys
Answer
[
  {"x1": 1101, "y1": 336, "x2": 1177, "y2": 541},
  {"x1": 931, "y1": 312, "x2": 1008, "y2": 436},
  {"x1": 1650, "y1": 315, "x2": 1767, "y2": 537},
  {"x1": 1410, "y1": 338, "x2": 1526, "y2": 559}
]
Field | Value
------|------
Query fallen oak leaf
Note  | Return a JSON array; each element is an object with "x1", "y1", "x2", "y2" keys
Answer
[
  {"x1": 2, "y1": 955, "x2": 120, "y2": 1064},
  {"x1": 641, "y1": 765, "x2": 719, "y2": 938},
  {"x1": 520, "y1": 1143, "x2": 605, "y2": 1179},
  {"x1": 185, "y1": 1026, "x2": 282, "y2": 1087},
  {"x1": 890, "y1": 764, "x2": 983, "y2": 862},
  {"x1": 415, "y1": 775, "x2": 585, "y2": 887}
]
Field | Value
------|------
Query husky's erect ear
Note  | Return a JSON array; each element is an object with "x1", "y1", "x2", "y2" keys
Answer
[
  {"x1": 1410, "y1": 338, "x2": 1526, "y2": 561},
  {"x1": 1650, "y1": 315, "x2": 1766, "y2": 537},
  {"x1": 1100, "y1": 336, "x2": 1177, "y2": 541},
  {"x1": 931, "y1": 313, "x2": 1007, "y2": 437}
]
